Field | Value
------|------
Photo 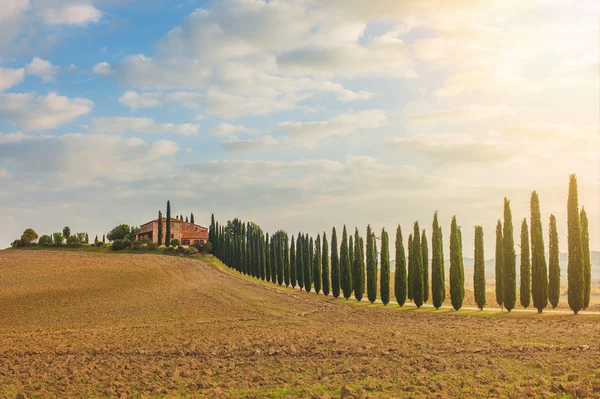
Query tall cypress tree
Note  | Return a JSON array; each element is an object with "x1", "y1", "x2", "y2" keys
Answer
[
  {"x1": 548, "y1": 214, "x2": 561, "y2": 309},
  {"x1": 331, "y1": 227, "x2": 340, "y2": 298},
  {"x1": 380, "y1": 228, "x2": 391, "y2": 305},
  {"x1": 296, "y1": 233, "x2": 303, "y2": 289},
  {"x1": 394, "y1": 225, "x2": 407, "y2": 306},
  {"x1": 209, "y1": 213, "x2": 215, "y2": 248},
  {"x1": 290, "y1": 236, "x2": 296, "y2": 288},
  {"x1": 349, "y1": 234, "x2": 354, "y2": 288},
  {"x1": 304, "y1": 235, "x2": 312, "y2": 293},
  {"x1": 407, "y1": 234, "x2": 413, "y2": 301},
  {"x1": 270, "y1": 234, "x2": 277, "y2": 282},
  {"x1": 190, "y1": 213, "x2": 194, "y2": 224},
  {"x1": 412, "y1": 223, "x2": 424, "y2": 308},
  {"x1": 366, "y1": 225, "x2": 377, "y2": 303},
  {"x1": 530, "y1": 191, "x2": 548, "y2": 313},
  {"x1": 520, "y1": 218, "x2": 531, "y2": 308},
  {"x1": 322, "y1": 232, "x2": 330, "y2": 296},
  {"x1": 259, "y1": 233, "x2": 266, "y2": 280},
  {"x1": 581, "y1": 207, "x2": 591, "y2": 309},
  {"x1": 284, "y1": 233, "x2": 290, "y2": 286},
  {"x1": 567, "y1": 175, "x2": 584, "y2": 314},
  {"x1": 495, "y1": 220, "x2": 504, "y2": 309},
  {"x1": 450, "y1": 216, "x2": 464, "y2": 311},
  {"x1": 157, "y1": 210, "x2": 163, "y2": 246},
  {"x1": 265, "y1": 233, "x2": 271, "y2": 282},
  {"x1": 503, "y1": 198, "x2": 517, "y2": 312},
  {"x1": 421, "y1": 229, "x2": 429, "y2": 303},
  {"x1": 431, "y1": 212, "x2": 445, "y2": 310},
  {"x1": 314, "y1": 234, "x2": 322, "y2": 294},
  {"x1": 474, "y1": 225, "x2": 486, "y2": 310},
  {"x1": 340, "y1": 226, "x2": 352, "y2": 299},
  {"x1": 278, "y1": 233, "x2": 285, "y2": 285},
  {"x1": 353, "y1": 228, "x2": 365, "y2": 302},
  {"x1": 165, "y1": 200, "x2": 171, "y2": 247}
]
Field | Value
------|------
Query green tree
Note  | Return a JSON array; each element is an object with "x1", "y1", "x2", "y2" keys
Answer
[
  {"x1": 412, "y1": 222, "x2": 424, "y2": 308},
  {"x1": 530, "y1": 191, "x2": 548, "y2": 313},
  {"x1": 394, "y1": 225, "x2": 407, "y2": 306},
  {"x1": 157, "y1": 210, "x2": 163, "y2": 246},
  {"x1": 548, "y1": 214, "x2": 561, "y2": 309},
  {"x1": 290, "y1": 235, "x2": 296, "y2": 288},
  {"x1": 407, "y1": 234, "x2": 413, "y2": 301},
  {"x1": 322, "y1": 232, "x2": 330, "y2": 296},
  {"x1": 474, "y1": 225, "x2": 486, "y2": 310},
  {"x1": 259, "y1": 232, "x2": 266, "y2": 280},
  {"x1": 94, "y1": 235, "x2": 99, "y2": 245},
  {"x1": 431, "y1": 212, "x2": 445, "y2": 310},
  {"x1": 520, "y1": 218, "x2": 531, "y2": 308},
  {"x1": 503, "y1": 198, "x2": 517, "y2": 312},
  {"x1": 304, "y1": 234, "x2": 312, "y2": 293},
  {"x1": 421, "y1": 229, "x2": 429, "y2": 303},
  {"x1": 53, "y1": 232, "x2": 64, "y2": 246},
  {"x1": 296, "y1": 233, "x2": 303, "y2": 289},
  {"x1": 353, "y1": 228, "x2": 365, "y2": 302},
  {"x1": 450, "y1": 216, "x2": 464, "y2": 311},
  {"x1": 20, "y1": 228, "x2": 38, "y2": 245},
  {"x1": 495, "y1": 220, "x2": 504, "y2": 309},
  {"x1": 340, "y1": 226, "x2": 352, "y2": 299},
  {"x1": 567, "y1": 175, "x2": 584, "y2": 314},
  {"x1": 190, "y1": 213, "x2": 195, "y2": 224},
  {"x1": 165, "y1": 201, "x2": 171, "y2": 247},
  {"x1": 63, "y1": 226, "x2": 71, "y2": 240},
  {"x1": 331, "y1": 227, "x2": 340, "y2": 298},
  {"x1": 581, "y1": 207, "x2": 591, "y2": 309},
  {"x1": 185, "y1": 216, "x2": 189, "y2": 223},
  {"x1": 380, "y1": 228, "x2": 391, "y2": 305},
  {"x1": 349, "y1": 234, "x2": 354, "y2": 284},
  {"x1": 108, "y1": 224, "x2": 130, "y2": 241},
  {"x1": 102, "y1": 234, "x2": 105, "y2": 243},
  {"x1": 85, "y1": 233, "x2": 89, "y2": 244},
  {"x1": 265, "y1": 233, "x2": 271, "y2": 282},
  {"x1": 366, "y1": 225, "x2": 377, "y2": 303},
  {"x1": 314, "y1": 234, "x2": 322, "y2": 294}
]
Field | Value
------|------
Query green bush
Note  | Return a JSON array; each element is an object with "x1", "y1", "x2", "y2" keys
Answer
[
  {"x1": 11, "y1": 239, "x2": 24, "y2": 248},
  {"x1": 131, "y1": 240, "x2": 144, "y2": 250},
  {"x1": 111, "y1": 239, "x2": 130, "y2": 251},
  {"x1": 52, "y1": 232, "x2": 64, "y2": 246},
  {"x1": 184, "y1": 246, "x2": 199, "y2": 255},
  {"x1": 66, "y1": 235, "x2": 81, "y2": 247},
  {"x1": 171, "y1": 239, "x2": 181, "y2": 247},
  {"x1": 95, "y1": 241, "x2": 103, "y2": 247},
  {"x1": 176, "y1": 246, "x2": 185, "y2": 254},
  {"x1": 38, "y1": 235, "x2": 53, "y2": 246}
]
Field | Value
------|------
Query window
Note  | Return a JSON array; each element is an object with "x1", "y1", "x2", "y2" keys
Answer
[
  {"x1": 195, "y1": 227, "x2": 198, "y2": 231},
  {"x1": 182, "y1": 239, "x2": 190, "y2": 245}
]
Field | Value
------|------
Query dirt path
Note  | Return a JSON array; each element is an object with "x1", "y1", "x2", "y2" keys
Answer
[{"x1": 1, "y1": 250, "x2": 599, "y2": 398}]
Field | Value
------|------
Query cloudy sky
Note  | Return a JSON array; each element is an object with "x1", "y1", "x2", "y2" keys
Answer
[{"x1": 1, "y1": 0, "x2": 598, "y2": 255}]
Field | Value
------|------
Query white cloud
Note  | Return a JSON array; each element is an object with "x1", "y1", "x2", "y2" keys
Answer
[
  {"x1": 92, "y1": 62, "x2": 112, "y2": 75},
  {"x1": 211, "y1": 123, "x2": 257, "y2": 136},
  {"x1": 0, "y1": 67, "x2": 25, "y2": 91},
  {"x1": 118, "y1": 91, "x2": 163, "y2": 110},
  {"x1": 91, "y1": 117, "x2": 200, "y2": 136},
  {"x1": 25, "y1": 57, "x2": 59, "y2": 82},
  {"x1": 0, "y1": 0, "x2": 29, "y2": 22},
  {"x1": 117, "y1": 55, "x2": 210, "y2": 89},
  {"x1": 280, "y1": 110, "x2": 388, "y2": 140},
  {"x1": 0, "y1": 92, "x2": 93, "y2": 130},
  {"x1": 206, "y1": 89, "x2": 310, "y2": 119},
  {"x1": 436, "y1": 68, "x2": 537, "y2": 98},
  {"x1": 164, "y1": 92, "x2": 203, "y2": 109},
  {"x1": 41, "y1": 3, "x2": 102, "y2": 25},
  {"x1": 405, "y1": 105, "x2": 515, "y2": 125},
  {"x1": 221, "y1": 135, "x2": 280, "y2": 153}
]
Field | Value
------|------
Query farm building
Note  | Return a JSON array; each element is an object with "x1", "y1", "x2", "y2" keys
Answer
[{"x1": 133, "y1": 217, "x2": 208, "y2": 246}]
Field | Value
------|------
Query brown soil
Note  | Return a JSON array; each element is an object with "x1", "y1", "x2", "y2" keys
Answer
[{"x1": 1, "y1": 250, "x2": 599, "y2": 399}]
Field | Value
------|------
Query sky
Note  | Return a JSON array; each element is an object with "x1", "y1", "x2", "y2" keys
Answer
[{"x1": 0, "y1": 0, "x2": 599, "y2": 256}]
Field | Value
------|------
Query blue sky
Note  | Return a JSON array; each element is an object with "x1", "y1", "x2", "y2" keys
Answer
[{"x1": 1, "y1": 0, "x2": 599, "y2": 254}]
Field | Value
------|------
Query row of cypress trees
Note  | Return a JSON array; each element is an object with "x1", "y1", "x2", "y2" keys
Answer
[{"x1": 210, "y1": 175, "x2": 593, "y2": 314}]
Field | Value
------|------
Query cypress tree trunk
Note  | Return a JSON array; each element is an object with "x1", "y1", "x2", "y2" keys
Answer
[
  {"x1": 530, "y1": 191, "x2": 548, "y2": 313},
  {"x1": 265, "y1": 233, "x2": 271, "y2": 282},
  {"x1": 296, "y1": 233, "x2": 303, "y2": 289},
  {"x1": 314, "y1": 234, "x2": 322, "y2": 294},
  {"x1": 474, "y1": 225, "x2": 486, "y2": 310},
  {"x1": 581, "y1": 208, "x2": 591, "y2": 309},
  {"x1": 304, "y1": 235, "x2": 312, "y2": 293},
  {"x1": 548, "y1": 214, "x2": 561, "y2": 309},
  {"x1": 407, "y1": 234, "x2": 413, "y2": 301},
  {"x1": 290, "y1": 236, "x2": 296, "y2": 288},
  {"x1": 412, "y1": 223, "x2": 424, "y2": 308},
  {"x1": 431, "y1": 212, "x2": 445, "y2": 309},
  {"x1": 340, "y1": 226, "x2": 352, "y2": 299},
  {"x1": 503, "y1": 198, "x2": 517, "y2": 312},
  {"x1": 495, "y1": 220, "x2": 504, "y2": 309},
  {"x1": 421, "y1": 230, "x2": 429, "y2": 303},
  {"x1": 394, "y1": 225, "x2": 407, "y2": 306},
  {"x1": 380, "y1": 228, "x2": 391, "y2": 305},
  {"x1": 567, "y1": 174, "x2": 584, "y2": 314},
  {"x1": 331, "y1": 228, "x2": 340, "y2": 298},
  {"x1": 353, "y1": 229, "x2": 365, "y2": 302},
  {"x1": 165, "y1": 200, "x2": 171, "y2": 247},
  {"x1": 450, "y1": 216, "x2": 464, "y2": 311},
  {"x1": 520, "y1": 218, "x2": 531, "y2": 308},
  {"x1": 157, "y1": 210, "x2": 163, "y2": 246},
  {"x1": 366, "y1": 225, "x2": 377, "y2": 303},
  {"x1": 322, "y1": 232, "x2": 330, "y2": 296},
  {"x1": 284, "y1": 234, "x2": 290, "y2": 286}
]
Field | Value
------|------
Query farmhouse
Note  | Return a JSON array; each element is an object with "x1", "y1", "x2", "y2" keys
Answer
[{"x1": 133, "y1": 217, "x2": 209, "y2": 246}]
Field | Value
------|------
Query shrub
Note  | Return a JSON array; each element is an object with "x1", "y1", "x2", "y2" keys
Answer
[
  {"x1": 200, "y1": 241, "x2": 212, "y2": 254},
  {"x1": 38, "y1": 235, "x2": 53, "y2": 246},
  {"x1": 52, "y1": 232, "x2": 64, "y2": 246},
  {"x1": 111, "y1": 239, "x2": 130, "y2": 251},
  {"x1": 184, "y1": 246, "x2": 199, "y2": 255},
  {"x1": 176, "y1": 246, "x2": 185, "y2": 254},
  {"x1": 21, "y1": 228, "x2": 39, "y2": 245},
  {"x1": 131, "y1": 240, "x2": 144, "y2": 250},
  {"x1": 95, "y1": 241, "x2": 103, "y2": 247},
  {"x1": 11, "y1": 239, "x2": 24, "y2": 248},
  {"x1": 146, "y1": 242, "x2": 159, "y2": 250},
  {"x1": 171, "y1": 239, "x2": 181, "y2": 247},
  {"x1": 164, "y1": 246, "x2": 175, "y2": 253},
  {"x1": 66, "y1": 235, "x2": 81, "y2": 247}
]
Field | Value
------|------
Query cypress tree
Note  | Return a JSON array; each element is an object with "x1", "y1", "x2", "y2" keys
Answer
[
  {"x1": 581, "y1": 207, "x2": 591, "y2": 309},
  {"x1": 157, "y1": 210, "x2": 163, "y2": 245},
  {"x1": 260, "y1": 233, "x2": 266, "y2": 280},
  {"x1": 331, "y1": 227, "x2": 340, "y2": 298},
  {"x1": 431, "y1": 212, "x2": 445, "y2": 310},
  {"x1": 520, "y1": 218, "x2": 531, "y2": 308},
  {"x1": 353, "y1": 228, "x2": 365, "y2": 302},
  {"x1": 290, "y1": 236, "x2": 296, "y2": 288},
  {"x1": 474, "y1": 225, "x2": 486, "y2": 310},
  {"x1": 304, "y1": 235, "x2": 312, "y2": 293},
  {"x1": 190, "y1": 213, "x2": 194, "y2": 224},
  {"x1": 284, "y1": 234, "x2": 290, "y2": 286},
  {"x1": 450, "y1": 216, "x2": 464, "y2": 311},
  {"x1": 340, "y1": 226, "x2": 352, "y2": 299},
  {"x1": 185, "y1": 216, "x2": 189, "y2": 223},
  {"x1": 180, "y1": 214, "x2": 184, "y2": 222},
  {"x1": 242, "y1": 223, "x2": 247, "y2": 275},
  {"x1": 567, "y1": 175, "x2": 584, "y2": 314},
  {"x1": 412, "y1": 223, "x2": 424, "y2": 308},
  {"x1": 165, "y1": 200, "x2": 171, "y2": 247},
  {"x1": 270, "y1": 235, "x2": 277, "y2": 282},
  {"x1": 359, "y1": 237, "x2": 366, "y2": 300},
  {"x1": 349, "y1": 234, "x2": 354, "y2": 295},
  {"x1": 314, "y1": 234, "x2": 322, "y2": 294},
  {"x1": 548, "y1": 214, "x2": 561, "y2": 309},
  {"x1": 394, "y1": 224, "x2": 407, "y2": 306},
  {"x1": 322, "y1": 232, "x2": 330, "y2": 296},
  {"x1": 265, "y1": 233, "x2": 271, "y2": 282},
  {"x1": 296, "y1": 233, "x2": 303, "y2": 289},
  {"x1": 503, "y1": 198, "x2": 517, "y2": 312},
  {"x1": 366, "y1": 225, "x2": 377, "y2": 303},
  {"x1": 407, "y1": 234, "x2": 413, "y2": 301},
  {"x1": 495, "y1": 220, "x2": 504, "y2": 309},
  {"x1": 421, "y1": 229, "x2": 429, "y2": 303},
  {"x1": 380, "y1": 228, "x2": 391, "y2": 305},
  {"x1": 102, "y1": 234, "x2": 105, "y2": 243}
]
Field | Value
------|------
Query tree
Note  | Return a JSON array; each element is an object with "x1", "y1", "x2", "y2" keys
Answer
[
  {"x1": 421, "y1": 229, "x2": 429, "y2": 303},
  {"x1": 304, "y1": 234, "x2": 312, "y2": 293},
  {"x1": 39, "y1": 235, "x2": 52, "y2": 246},
  {"x1": 474, "y1": 225, "x2": 486, "y2": 310},
  {"x1": 290, "y1": 235, "x2": 296, "y2": 288},
  {"x1": 265, "y1": 233, "x2": 271, "y2": 282},
  {"x1": 567, "y1": 175, "x2": 584, "y2": 314},
  {"x1": 20, "y1": 228, "x2": 38, "y2": 245},
  {"x1": 322, "y1": 232, "x2": 330, "y2": 296},
  {"x1": 209, "y1": 213, "x2": 216, "y2": 249},
  {"x1": 296, "y1": 233, "x2": 303, "y2": 289},
  {"x1": 341, "y1": 226, "x2": 352, "y2": 299},
  {"x1": 353, "y1": 228, "x2": 365, "y2": 302},
  {"x1": 331, "y1": 227, "x2": 340, "y2": 298},
  {"x1": 520, "y1": 218, "x2": 531, "y2": 308},
  {"x1": 165, "y1": 201, "x2": 171, "y2": 247},
  {"x1": 581, "y1": 207, "x2": 591, "y2": 309},
  {"x1": 380, "y1": 228, "x2": 391, "y2": 305},
  {"x1": 349, "y1": 234, "x2": 354, "y2": 291},
  {"x1": 94, "y1": 235, "x2": 99, "y2": 245},
  {"x1": 185, "y1": 216, "x2": 189, "y2": 223},
  {"x1": 85, "y1": 233, "x2": 89, "y2": 244},
  {"x1": 503, "y1": 198, "x2": 517, "y2": 312},
  {"x1": 530, "y1": 191, "x2": 548, "y2": 313},
  {"x1": 366, "y1": 225, "x2": 377, "y2": 303},
  {"x1": 407, "y1": 234, "x2": 413, "y2": 301},
  {"x1": 108, "y1": 224, "x2": 130, "y2": 241},
  {"x1": 63, "y1": 226, "x2": 71, "y2": 240},
  {"x1": 431, "y1": 212, "x2": 445, "y2": 310},
  {"x1": 190, "y1": 213, "x2": 195, "y2": 224},
  {"x1": 102, "y1": 234, "x2": 105, "y2": 243},
  {"x1": 180, "y1": 214, "x2": 184, "y2": 222},
  {"x1": 314, "y1": 234, "x2": 322, "y2": 294},
  {"x1": 548, "y1": 214, "x2": 561, "y2": 309},
  {"x1": 394, "y1": 224, "x2": 407, "y2": 306},
  {"x1": 450, "y1": 216, "x2": 464, "y2": 311},
  {"x1": 412, "y1": 222, "x2": 424, "y2": 308},
  {"x1": 284, "y1": 233, "x2": 290, "y2": 286},
  {"x1": 495, "y1": 220, "x2": 504, "y2": 309},
  {"x1": 157, "y1": 211, "x2": 163, "y2": 246}
]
